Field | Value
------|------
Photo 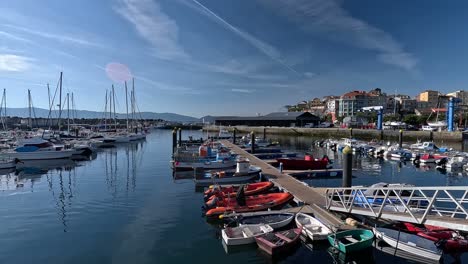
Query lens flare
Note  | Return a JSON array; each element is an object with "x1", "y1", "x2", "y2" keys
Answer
[{"x1": 105, "y1": 62, "x2": 132, "y2": 83}]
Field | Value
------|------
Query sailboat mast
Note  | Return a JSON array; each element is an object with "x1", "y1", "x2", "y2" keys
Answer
[
  {"x1": 71, "y1": 92, "x2": 75, "y2": 123},
  {"x1": 112, "y1": 85, "x2": 116, "y2": 130},
  {"x1": 104, "y1": 90, "x2": 108, "y2": 130},
  {"x1": 67, "y1": 93, "x2": 70, "y2": 134},
  {"x1": 28, "y1": 89, "x2": 32, "y2": 129},
  {"x1": 47, "y1": 83, "x2": 51, "y2": 110},
  {"x1": 58, "y1": 72, "x2": 63, "y2": 131},
  {"x1": 132, "y1": 78, "x2": 135, "y2": 130},
  {"x1": 125, "y1": 81, "x2": 129, "y2": 131}
]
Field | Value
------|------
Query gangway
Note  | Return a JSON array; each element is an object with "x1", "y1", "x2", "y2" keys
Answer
[{"x1": 325, "y1": 186, "x2": 468, "y2": 231}]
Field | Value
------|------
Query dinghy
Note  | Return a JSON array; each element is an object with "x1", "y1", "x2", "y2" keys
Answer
[
  {"x1": 222, "y1": 224, "x2": 273, "y2": 246},
  {"x1": 224, "y1": 212, "x2": 294, "y2": 230},
  {"x1": 295, "y1": 213, "x2": 332, "y2": 241},
  {"x1": 327, "y1": 229, "x2": 374, "y2": 253},
  {"x1": 373, "y1": 227, "x2": 442, "y2": 261},
  {"x1": 255, "y1": 228, "x2": 302, "y2": 256},
  {"x1": 204, "y1": 181, "x2": 273, "y2": 200},
  {"x1": 204, "y1": 192, "x2": 294, "y2": 218}
]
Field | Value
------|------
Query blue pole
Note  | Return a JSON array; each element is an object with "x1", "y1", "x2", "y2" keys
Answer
[
  {"x1": 377, "y1": 109, "x2": 383, "y2": 130},
  {"x1": 448, "y1": 98, "x2": 454, "y2": 132}
]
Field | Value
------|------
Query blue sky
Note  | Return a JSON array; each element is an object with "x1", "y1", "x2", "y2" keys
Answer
[{"x1": 0, "y1": 0, "x2": 467, "y2": 117}]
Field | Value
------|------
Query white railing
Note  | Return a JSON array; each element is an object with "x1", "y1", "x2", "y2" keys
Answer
[{"x1": 325, "y1": 186, "x2": 468, "y2": 230}]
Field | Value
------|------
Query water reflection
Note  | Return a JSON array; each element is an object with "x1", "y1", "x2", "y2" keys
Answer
[{"x1": 100, "y1": 141, "x2": 146, "y2": 196}]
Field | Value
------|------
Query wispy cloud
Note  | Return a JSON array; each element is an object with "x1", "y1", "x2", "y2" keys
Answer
[
  {"x1": 0, "y1": 54, "x2": 33, "y2": 72},
  {"x1": 114, "y1": 0, "x2": 188, "y2": 60},
  {"x1": 231, "y1": 88, "x2": 255, "y2": 93},
  {"x1": 0, "y1": 30, "x2": 32, "y2": 43},
  {"x1": 3, "y1": 24, "x2": 105, "y2": 48},
  {"x1": 184, "y1": 0, "x2": 300, "y2": 75},
  {"x1": 260, "y1": 0, "x2": 418, "y2": 71}
]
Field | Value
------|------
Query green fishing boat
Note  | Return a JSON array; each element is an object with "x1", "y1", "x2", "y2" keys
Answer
[{"x1": 327, "y1": 229, "x2": 374, "y2": 253}]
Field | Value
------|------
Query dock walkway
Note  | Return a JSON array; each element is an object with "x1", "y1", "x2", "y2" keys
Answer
[{"x1": 221, "y1": 140, "x2": 345, "y2": 229}]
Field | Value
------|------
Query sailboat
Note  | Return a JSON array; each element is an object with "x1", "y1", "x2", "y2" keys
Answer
[{"x1": 426, "y1": 97, "x2": 447, "y2": 128}]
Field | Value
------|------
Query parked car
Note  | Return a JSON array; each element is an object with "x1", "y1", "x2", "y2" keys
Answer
[{"x1": 421, "y1": 125, "x2": 436, "y2": 131}]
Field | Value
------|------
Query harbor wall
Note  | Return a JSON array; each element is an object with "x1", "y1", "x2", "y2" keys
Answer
[{"x1": 204, "y1": 126, "x2": 463, "y2": 143}]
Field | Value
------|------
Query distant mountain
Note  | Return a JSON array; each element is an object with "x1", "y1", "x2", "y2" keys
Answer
[{"x1": 4, "y1": 107, "x2": 199, "y2": 122}]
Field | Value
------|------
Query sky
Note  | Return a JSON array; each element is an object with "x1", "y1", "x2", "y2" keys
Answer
[{"x1": 0, "y1": 0, "x2": 467, "y2": 118}]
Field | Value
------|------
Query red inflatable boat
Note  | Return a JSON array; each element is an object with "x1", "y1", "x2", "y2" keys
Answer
[
  {"x1": 204, "y1": 182, "x2": 274, "y2": 199},
  {"x1": 204, "y1": 192, "x2": 294, "y2": 218}
]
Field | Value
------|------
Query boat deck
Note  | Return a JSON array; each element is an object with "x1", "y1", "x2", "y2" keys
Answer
[{"x1": 221, "y1": 140, "x2": 346, "y2": 230}]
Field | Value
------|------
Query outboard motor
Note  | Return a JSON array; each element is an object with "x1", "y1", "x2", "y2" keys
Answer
[
  {"x1": 413, "y1": 154, "x2": 421, "y2": 164},
  {"x1": 236, "y1": 186, "x2": 246, "y2": 206}
]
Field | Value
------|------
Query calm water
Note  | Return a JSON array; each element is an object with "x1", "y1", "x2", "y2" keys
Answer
[{"x1": 0, "y1": 130, "x2": 466, "y2": 264}]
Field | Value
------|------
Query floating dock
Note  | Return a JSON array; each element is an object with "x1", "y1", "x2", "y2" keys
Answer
[{"x1": 220, "y1": 140, "x2": 346, "y2": 230}]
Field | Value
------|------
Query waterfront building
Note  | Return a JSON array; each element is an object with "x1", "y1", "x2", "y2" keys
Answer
[
  {"x1": 338, "y1": 88, "x2": 386, "y2": 117},
  {"x1": 417, "y1": 90, "x2": 440, "y2": 107},
  {"x1": 446, "y1": 90, "x2": 468, "y2": 105}
]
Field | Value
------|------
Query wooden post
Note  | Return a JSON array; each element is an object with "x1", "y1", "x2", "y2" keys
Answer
[
  {"x1": 178, "y1": 128, "x2": 182, "y2": 146},
  {"x1": 263, "y1": 127, "x2": 266, "y2": 140},
  {"x1": 349, "y1": 128, "x2": 353, "y2": 139},
  {"x1": 430, "y1": 130, "x2": 433, "y2": 141},
  {"x1": 172, "y1": 129, "x2": 177, "y2": 154},
  {"x1": 251, "y1": 132, "x2": 256, "y2": 154},
  {"x1": 380, "y1": 130, "x2": 384, "y2": 141},
  {"x1": 232, "y1": 128, "x2": 236, "y2": 144},
  {"x1": 342, "y1": 146, "x2": 352, "y2": 187}
]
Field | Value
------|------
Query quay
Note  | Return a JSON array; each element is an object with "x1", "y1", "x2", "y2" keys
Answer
[
  {"x1": 220, "y1": 140, "x2": 346, "y2": 230},
  {"x1": 209, "y1": 126, "x2": 463, "y2": 143}
]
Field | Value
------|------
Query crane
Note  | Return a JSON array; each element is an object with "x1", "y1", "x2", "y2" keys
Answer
[{"x1": 360, "y1": 106, "x2": 384, "y2": 130}]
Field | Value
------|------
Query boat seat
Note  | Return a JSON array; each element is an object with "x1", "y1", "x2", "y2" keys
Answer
[
  {"x1": 304, "y1": 224, "x2": 322, "y2": 232},
  {"x1": 259, "y1": 226, "x2": 270, "y2": 233},
  {"x1": 243, "y1": 228, "x2": 254, "y2": 237},
  {"x1": 343, "y1": 235, "x2": 359, "y2": 243}
]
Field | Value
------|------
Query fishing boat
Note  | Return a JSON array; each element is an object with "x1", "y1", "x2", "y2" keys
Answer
[
  {"x1": 410, "y1": 141, "x2": 438, "y2": 151},
  {"x1": 1, "y1": 138, "x2": 74, "y2": 160},
  {"x1": 227, "y1": 212, "x2": 295, "y2": 230},
  {"x1": 222, "y1": 224, "x2": 273, "y2": 246},
  {"x1": 276, "y1": 154, "x2": 330, "y2": 170},
  {"x1": 389, "y1": 149, "x2": 412, "y2": 160},
  {"x1": 204, "y1": 181, "x2": 274, "y2": 200},
  {"x1": 255, "y1": 227, "x2": 302, "y2": 256},
  {"x1": 204, "y1": 192, "x2": 294, "y2": 218},
  {"x1": 295, "y1": 213, "x2": 332, "y2": 241},
  {"x1": 327, "y1": 229, "x2": 374, "y2": 253},
  {"x1": 171, "y1": 150, "x2": 237, "y2": 171},
  {"x1": 194, "y1": 160, "x2": 260, "y2": 187},
  {"x1": 194, "y1": 166, "x2": 261, "y2": 187},
  {"x1": 373, "y1": 227, "x2": 442, "y2": 261}
]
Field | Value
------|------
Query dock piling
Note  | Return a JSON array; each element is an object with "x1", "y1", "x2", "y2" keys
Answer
[
  {"x1": 342, "y1": 146, "x2": 352, "y2": 187},
  {"x1": 178, "y1": 128, "x2": 182, "y2": 147},
  {"x1": 279, "y1": 162, "x2": 283, "y2": 174},
  {"x1": 263, "y1": 127, "x2": 266, "y2": 140},
  {"x1": 349, "y1": 128, "x2": 353, "y2": 139},
  {"x1": 251, "y1": 132, "x2": 256, "y2": 154},
  {"x1": 172, "y1": 129, "x2": 177, "y2": 154},
  {"x1": 232, "y1": 129, "x2": 236, "y2": 144}
]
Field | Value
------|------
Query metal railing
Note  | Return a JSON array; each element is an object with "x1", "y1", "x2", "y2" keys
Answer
[{"x1": 325, "y1": 186, "x2": 468, "y2": 231}]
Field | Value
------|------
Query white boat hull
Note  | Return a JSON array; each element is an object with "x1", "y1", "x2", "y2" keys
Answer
[
  {"x1": 172, "y1": 159, "x2": 237, "y2": 170},
  {"x1": 0, "y1": 160, "x2": 16, "y2": 169},
  {"x1": 374, "y1": 228, "x2": 441, "y2": 261},
  {"x1": 1, "y1": 150, "x2": 74, "y2": 160},
  {"x1": 295, "y1": 213, "x2": 331, "y2": 241}
]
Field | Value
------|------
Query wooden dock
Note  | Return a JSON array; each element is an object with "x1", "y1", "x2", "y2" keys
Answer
[{"x1": 221, "y1": 140, "x2": 347, "y2": 229}]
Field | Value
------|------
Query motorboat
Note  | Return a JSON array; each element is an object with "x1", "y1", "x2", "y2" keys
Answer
[
  {"x1": 194, "y1": 165, "x2": 262, "y2": 187},
  {"x1": 1, "y1": 137, "x2": 74, "y2": 160},
  {"x1": 276, "y1": 154, "x2": 330, "y2": 170}
]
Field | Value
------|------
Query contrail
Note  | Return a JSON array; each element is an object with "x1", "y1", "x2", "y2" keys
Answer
[{"x1": 189, "y1": 0, "x2": 301, "y2": 75}]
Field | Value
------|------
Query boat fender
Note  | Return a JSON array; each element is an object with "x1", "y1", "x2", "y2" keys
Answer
[{"x1": 345, "y1": 218, "x2": 358, "y2": 226}]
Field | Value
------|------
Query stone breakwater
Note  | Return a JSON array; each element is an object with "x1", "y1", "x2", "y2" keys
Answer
[{"x1": 204, "y1": 126, "x2": 463, "y2": 143}]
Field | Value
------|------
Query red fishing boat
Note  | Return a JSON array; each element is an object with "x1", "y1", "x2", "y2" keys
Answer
[
  {"x1": 204, "y1": 192, "x2": 294, "y2": 218},
  {"x1": 204, "y1": 182, "x2": 274, "y2": 200},
  {"x1": 277, "y1": 155, "x2": 330, "y2": 170}
]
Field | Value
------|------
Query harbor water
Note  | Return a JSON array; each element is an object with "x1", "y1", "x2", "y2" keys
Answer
[{"x1": 0, "y1": 129, "x2": 466, "y2": 263}]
